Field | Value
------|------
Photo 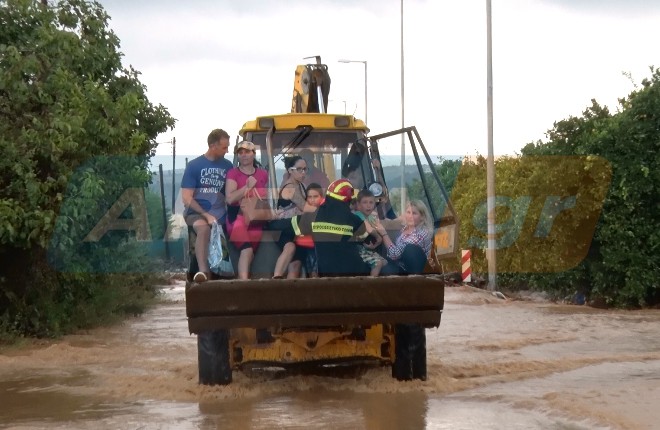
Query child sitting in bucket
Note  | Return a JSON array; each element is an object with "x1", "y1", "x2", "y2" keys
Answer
[
  {"x1": 293, "y1": 183, "x2": 324, "y2": 277},
  {"x1": 353, "y1": 189, "x2": 387, "y2": 276}
]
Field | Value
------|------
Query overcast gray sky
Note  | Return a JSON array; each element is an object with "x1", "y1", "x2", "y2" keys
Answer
[{"x1": 99, "y1": 0, "x2": 660, "y2": 157}]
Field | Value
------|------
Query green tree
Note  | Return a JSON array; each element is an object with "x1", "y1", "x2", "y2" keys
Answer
[
  {"x1": 397, "y1": 157, "x2": 458, "y2": 226},
  {"x1": 407, "y1": 157, "x2": 461, "y2": 208},
  {"x1": 450, "y1": 154, "x2": 610, "y2": 295},
  {"x1": 0, "y1": 0, "x2": 175, "y2": 338},
  {"x1": 519, "y1": 69, "x2": 659, "y2": 306}
]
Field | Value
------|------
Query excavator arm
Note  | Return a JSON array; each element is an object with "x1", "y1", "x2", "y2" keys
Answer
[{"x1": 291, "y1": 56, "x2": 331, "y2": 114}]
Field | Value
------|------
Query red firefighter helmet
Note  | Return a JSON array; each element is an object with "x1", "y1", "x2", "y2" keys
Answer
[{"x1": 326, "y1": 178, "x2": 354, "y2": 203}]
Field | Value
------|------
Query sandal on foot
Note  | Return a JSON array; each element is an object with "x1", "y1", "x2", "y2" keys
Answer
[{"x1": 194, "y1": 271, "x2": 208, "y2": 283}]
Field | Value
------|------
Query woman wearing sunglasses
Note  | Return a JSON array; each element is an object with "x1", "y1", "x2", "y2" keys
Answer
[
  {"x1": 225, "y1": 141, "x2": 269, "y2": 280},
  {"x1": 272, "y1": 155, "x2": 314, "y2": 278}
]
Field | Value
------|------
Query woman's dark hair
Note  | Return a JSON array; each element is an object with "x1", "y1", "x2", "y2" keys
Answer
[{"x1": 284, "y1": 155, "x2": 304, "y2": 170}]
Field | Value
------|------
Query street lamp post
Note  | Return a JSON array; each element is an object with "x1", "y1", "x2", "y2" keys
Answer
[
  {"x1": 400, "y1": 0, "x2": 405, "y2": 214},
  {"x1": 338, "y1": 59, "x2": 367, "y2": 125},
  {"x1": 486, "y1": 0, "x2": 497, "y2": 291}
]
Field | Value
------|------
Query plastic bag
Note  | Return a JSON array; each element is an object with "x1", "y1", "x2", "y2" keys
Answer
[{"x1": 208, "y1": 221, "x2": 234, "y2": 277}]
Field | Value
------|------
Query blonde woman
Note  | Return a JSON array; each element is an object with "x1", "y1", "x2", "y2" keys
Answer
[
  {"x1": 373, "y1": 199, "x2": 433, "y2": 381},
  {"x1": 375, "y1": 199, "x2": 433, "y2": 275}
]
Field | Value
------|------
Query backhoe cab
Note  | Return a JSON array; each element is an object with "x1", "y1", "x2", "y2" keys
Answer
[{"x1": 185, "y1": 58, "x2": 458, "y2": 385}]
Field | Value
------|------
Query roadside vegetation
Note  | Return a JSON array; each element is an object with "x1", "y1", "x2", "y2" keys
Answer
[
  {"x1": 0, "y1": 0, "x2": 175, "y2": 341},
  {"x1": 1, "y1": 1, "x2": 657, "y2": 343},
  {"x1": 413, "y1": 69, "x2": 659, "y2": 308}
]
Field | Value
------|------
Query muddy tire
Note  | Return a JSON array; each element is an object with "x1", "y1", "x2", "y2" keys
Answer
[
  {"x1": 391, "y1": 324, "x2": 427, "y2": 381},
  {"x1": 197, "y1": 330, "x2": 232, "y2": 385}
]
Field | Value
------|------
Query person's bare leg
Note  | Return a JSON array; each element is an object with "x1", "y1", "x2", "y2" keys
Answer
[
  {"x1": 193, "y1": 219, "x2": 211, "y2": 274},
  {"x1": 238, "y1": 247, "x2": 254, "y2": 280},
  {"x1": 273, "y1": 242, "x2": 295, "y2": 278},
  {"x1": 371, "y1": 258, "x2": 386, "y2": 277},
  {"x1": 287, "y1": 260, "x2": 302, "y2": 279}
]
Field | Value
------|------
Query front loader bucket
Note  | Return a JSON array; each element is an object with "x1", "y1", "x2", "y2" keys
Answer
[{"x1": 186, "y1": 275, "x2": 445, "y2": 334}]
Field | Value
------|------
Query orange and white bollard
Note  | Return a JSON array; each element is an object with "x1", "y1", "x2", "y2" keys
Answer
[{"x1": 461, "y1": 250, "x2": 472, "y2": 283}]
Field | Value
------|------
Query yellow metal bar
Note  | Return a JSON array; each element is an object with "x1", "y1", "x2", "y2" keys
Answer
[{"x1": 240, "y1": 113, "x2": 367, "y2": 135}]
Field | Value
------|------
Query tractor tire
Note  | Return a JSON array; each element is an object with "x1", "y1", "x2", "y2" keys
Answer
[
  {"x1": 391, "y1": 323, "x2": 427, "y2": 381},
  {"x1": 197, "y1": 330, "x2": 232, "y2": 385},
  {"x1": 411, "y1": 329, "x2": 427, "y2": 381}
]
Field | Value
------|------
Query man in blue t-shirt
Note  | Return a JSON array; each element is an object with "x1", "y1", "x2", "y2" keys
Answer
[{"x1": 181, "y1": 129, "x2": 233, "y2": 282}]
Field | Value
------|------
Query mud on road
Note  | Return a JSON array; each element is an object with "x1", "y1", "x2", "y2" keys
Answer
[{"x1": 1, "y1": 283, "x2": 659, "y2": 429}]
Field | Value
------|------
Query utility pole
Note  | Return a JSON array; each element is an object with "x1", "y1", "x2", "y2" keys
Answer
[
  {"x1": 158, "y1": 164, "x2": 170, "y2": 260},
  {"x1": 171, "y1": 137, "x2": 176, "y2": 215},
  {"x1": 400, "y1": 0, "x2": 406, "y2": 212},
  {"x1": 486, "y1": 0, "x2": 497, "y2": 291},
  {"x1": 364, "y1": 61, "x2": 368, "y2": 125}
]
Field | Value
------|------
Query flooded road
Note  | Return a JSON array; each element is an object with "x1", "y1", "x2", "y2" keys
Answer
[{"x1": 1, "y1": 283, "x2": 659, "y2": 429}]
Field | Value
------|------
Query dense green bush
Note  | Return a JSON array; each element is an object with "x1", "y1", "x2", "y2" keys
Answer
[
  {"x1": 407, "y1": 69, "x2": 659, "y2": 307},
  {"x1": 0, "y1": 0, "x2": 175, "y2": 339},
  {"x1": 519, "y1": 69, "x2": 660, "y2": 306}
]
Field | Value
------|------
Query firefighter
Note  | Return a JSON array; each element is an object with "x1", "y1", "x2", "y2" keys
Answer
[{"x1": 279, "y1": 178, "x2": 370, "y2": 277}]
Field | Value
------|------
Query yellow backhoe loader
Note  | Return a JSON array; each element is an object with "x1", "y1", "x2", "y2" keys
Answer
[{"x1": 185, "y1": 57, "x2": 459, "y2": 385}]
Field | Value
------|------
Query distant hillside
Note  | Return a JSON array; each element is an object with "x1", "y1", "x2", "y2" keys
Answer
[
  {"x1": 381, "y1": 164, "x2": 428, "y2": 188},
  {"x1": 149, "y1": 164, "x2": 429, "y2": 213},
  {"x1": 149, "y1": 154, "x2": 457, "y2": 172}
]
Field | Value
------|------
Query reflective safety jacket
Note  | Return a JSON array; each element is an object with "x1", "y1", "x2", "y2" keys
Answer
[{"x1": 291, "y1": 197, "x2": 369, "y2": 276}]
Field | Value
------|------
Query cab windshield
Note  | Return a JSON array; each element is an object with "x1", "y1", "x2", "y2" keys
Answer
[{"x1": 244, "y1": 130, "x2": 373, "y2": 189}]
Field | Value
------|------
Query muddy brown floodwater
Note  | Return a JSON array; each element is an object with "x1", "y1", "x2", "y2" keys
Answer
[{"x1": 1, "y1": 282, "x2": 659, "y2": 430}]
